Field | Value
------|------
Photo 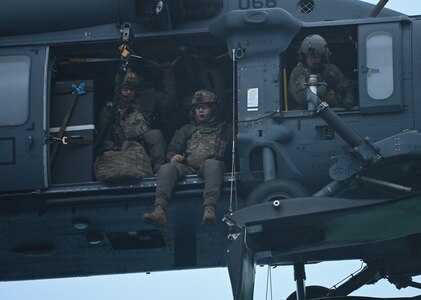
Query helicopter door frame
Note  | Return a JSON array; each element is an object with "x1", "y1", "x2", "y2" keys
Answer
[
  {"x1": 0, "y1": 46, "x2": 49, "y2": 192},
  {"x1": 358, "y1": 22, "x2": 403, "y2": 114}
]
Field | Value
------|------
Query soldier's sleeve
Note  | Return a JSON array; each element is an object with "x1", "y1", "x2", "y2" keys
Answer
[
  {"x1": 166, "y1": 124, "x2": 191, "y2": 161},
  {"x1": 95, "y1": 104, "x2": 116, "y2": 155},
  {"x1": 328, "y1": 64, "x2": 345, "y2": 81},
  {"x1": 113, "y1": 72, "x2": 124, "y2": 98},
  {"x1": 97, "y1": 105, "x2": 110, "y2": 133},
  {"x1": 288, "y1": 65, "x2": 308, "y2": 104}
]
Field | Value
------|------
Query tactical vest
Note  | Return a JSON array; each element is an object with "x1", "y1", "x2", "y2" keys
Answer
[
  {"x1": 185, "y1": 123, "x2": 227, "y2": 169},
  {"x1": 114, "y1": 107, "x2": 150, "y2": 145}
]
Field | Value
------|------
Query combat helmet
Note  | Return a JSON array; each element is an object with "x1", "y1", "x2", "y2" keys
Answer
[
  {"x1": 191, "y1": 90, "x2": 217, "y2": 107},
  {"x1": 299, "y1": 34, "x2": 330, "y2": 62},
  {"x1": 122, "y1": 69, "x2": 141, "y2": 88}
]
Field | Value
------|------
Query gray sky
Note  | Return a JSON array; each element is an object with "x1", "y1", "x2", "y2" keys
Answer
[{"x1": 1, "y1": 1, "x2": 421, "y2": 300}]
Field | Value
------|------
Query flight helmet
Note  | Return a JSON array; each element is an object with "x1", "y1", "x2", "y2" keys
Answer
[{"x1": 299, "y1": 34, "x2": 330, "y2": 62}]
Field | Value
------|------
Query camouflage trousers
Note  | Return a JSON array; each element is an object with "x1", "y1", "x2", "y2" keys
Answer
[
  {"x1": 154, "y1": 159, "x2": 225, "y2": 209},
  {"x1": 143, "y1": 129, "x2": 166, "y2": 174}
]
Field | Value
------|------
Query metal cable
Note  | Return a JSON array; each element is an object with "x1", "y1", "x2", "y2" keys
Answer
[
  {"x1": 229, "y1": 48, "x2": 238, "y2": 213},
  {"x1": 265, "y1": 266, "x2": 273, "y2": 300}
]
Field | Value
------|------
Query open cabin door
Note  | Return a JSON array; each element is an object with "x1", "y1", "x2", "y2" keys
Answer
[{"x1": 0, "y1": 46, "x2": 49, "y2": 192}]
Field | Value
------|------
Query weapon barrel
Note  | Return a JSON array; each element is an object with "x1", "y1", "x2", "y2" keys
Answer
[
  {"x1": 307, "y1": 75, "x2": 363, "y2": 147},
  {"x1": 318, "y1": 106, "x2": 364, "y2": 148},
  {"x1": 306, "y1": 80, "x2": 381, "y2": 163}
]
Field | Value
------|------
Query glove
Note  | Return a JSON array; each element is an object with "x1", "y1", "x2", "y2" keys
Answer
[
  {"x1": 170, "y1": 154, "x2": 184, "y2": 163},
  {"x1": 324, "y1": 74, "x2": 339, "y2": 90},
  {"x1": 316, "y1": 85, "x2": 327, "y2": 100}
]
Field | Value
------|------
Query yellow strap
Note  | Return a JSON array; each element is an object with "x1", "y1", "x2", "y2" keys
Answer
[{"x1": 283, "y1": 67, "x2": 288, "y2": 112}]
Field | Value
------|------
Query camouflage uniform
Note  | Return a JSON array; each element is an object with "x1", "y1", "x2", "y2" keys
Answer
[
  {"x1": 155, "y1": 119, "x2": 232, "y2": 209},
  {"x1": 143, "y1": 90, "x2": 233, "y2": 226},
  {"x1": 289, "y1": 34, "x2": 355, "y2": 110},
  {"x1": 289, "y1": 62, "x2": 355, "y2": 109},
  {"x1": 113, "y1": 66, "x2": 179, "y2": 142},
  {"x1": 96, "y1": 68, "x2": 177, "y2": 174}
]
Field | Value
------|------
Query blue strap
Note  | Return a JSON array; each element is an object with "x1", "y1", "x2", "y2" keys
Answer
[{"x1": 72, "y1": 82, "x2": 87, "y2": 95}]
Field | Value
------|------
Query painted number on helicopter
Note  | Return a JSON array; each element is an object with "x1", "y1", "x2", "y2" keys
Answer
[{"x1": 239, "y1": 0, "x2": 278, "y2": 9}]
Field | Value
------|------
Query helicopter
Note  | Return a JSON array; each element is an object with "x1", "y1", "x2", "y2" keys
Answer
[{"x1": 0, "y1": 0, "x2": 421, "y2": 299}]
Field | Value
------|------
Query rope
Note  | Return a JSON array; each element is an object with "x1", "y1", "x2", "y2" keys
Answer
[
  {"x1": 265, "y1": 266, "x2": 273, "y2": 300},
  {"x1": 229, "y1": 48, "x2": 238, "y2": 213}
]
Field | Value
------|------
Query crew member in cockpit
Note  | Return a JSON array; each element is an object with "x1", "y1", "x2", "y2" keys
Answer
[{"x1": 289, "y1": 34, "x2": 355, "y2": 110}]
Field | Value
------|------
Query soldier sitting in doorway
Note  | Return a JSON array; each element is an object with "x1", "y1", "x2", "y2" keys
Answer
[
  {"x1": 94, "y1": 65, "x2": 177, "y2": 180},
  {"x1": 142, "y1": 90, "x2": 233, "y2": 226},
  {"x1": 289, "y1": 34, "x2": 355, "y2": 110}
]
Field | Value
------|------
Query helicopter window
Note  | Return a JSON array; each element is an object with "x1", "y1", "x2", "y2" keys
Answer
[
  {"x1": 366, "y1": 32, "x2": 394, "y2": 100},
  {"x1": 0, "y1": 55, "x2": 30, "y2": 127},
  {"x1": 283, "y1": 27, "x2": 359, "y2": 112}
]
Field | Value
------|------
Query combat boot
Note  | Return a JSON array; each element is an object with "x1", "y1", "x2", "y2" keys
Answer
[
  {"x1": 143, "y1": 205, "x2": 167, "y2": 227},
  {"x1": 202, "y1": 205, "x2": 216, "y2": 225}
]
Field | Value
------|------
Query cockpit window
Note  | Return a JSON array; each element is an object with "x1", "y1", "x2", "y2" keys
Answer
[
  {"x1": 366, "y1": 32, "x2": 393, "y2": 100},
  {"x1": 0, "y1": 55, "x2": 30, "y2": 126}
]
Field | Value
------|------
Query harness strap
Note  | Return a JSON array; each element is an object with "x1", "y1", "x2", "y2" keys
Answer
[
  {"x1": 51, "y1": 82, "x2": 88, "y2": 163},
  {"x1": 54, "y1": 85, "x2": 93, "y2": 95},
  {"x1": 61, "y1": 136, "x2": 93, "y2": 145}
]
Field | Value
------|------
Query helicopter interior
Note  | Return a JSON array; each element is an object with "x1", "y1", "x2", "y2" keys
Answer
[{"x1": 48, "y1": 23, "x2": 360, "y2": 187}]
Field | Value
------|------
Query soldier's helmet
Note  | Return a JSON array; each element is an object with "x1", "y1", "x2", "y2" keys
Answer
[
  {"x1": 299, "y1": 34, "x2": 330, "y2": 62},
  {"x1": 122, "y1": 70, "x2": 141, "y2": 88},
  {"x1": 191, "y1": 90, "x2": 217, "y2": 107}
]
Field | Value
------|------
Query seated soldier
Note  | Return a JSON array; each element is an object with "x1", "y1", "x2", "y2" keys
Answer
[
  {"x1": 142, "y1": 90, "x2": 233, "y2": 226},
  {"x1": 95, "y1": 69, "x2": 168, "y2": 178},
  {"x1": 289, "y1": 34, "x2": 355, "y2": 110}
]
